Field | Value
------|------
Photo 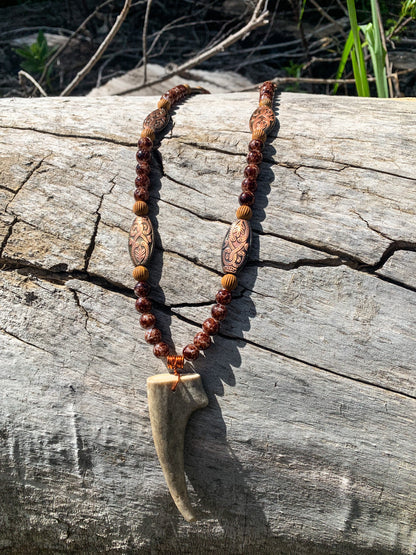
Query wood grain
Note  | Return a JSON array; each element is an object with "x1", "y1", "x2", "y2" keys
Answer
[{"x1": 0, "y1": 92, "x2": 415, "y2": 554}]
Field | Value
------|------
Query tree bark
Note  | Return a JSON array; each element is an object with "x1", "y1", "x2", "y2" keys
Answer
[{"x1": 0, "y1": 92, "x2": 415, "y2": 554}]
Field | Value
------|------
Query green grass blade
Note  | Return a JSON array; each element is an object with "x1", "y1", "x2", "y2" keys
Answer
[
  {"x1": 333, "y1": 30, "x2": 354, "y2": 94},
  {"x1": 346, "y1": 0, "x2": 370, "y2": 96}
]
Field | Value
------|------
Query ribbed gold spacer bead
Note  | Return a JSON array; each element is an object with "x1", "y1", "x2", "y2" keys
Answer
[
  {"x1": 132, "y1": 265, "x2": 149, "y2": 281},
  {"x1": 133, "y1": 201, "x2": 149, "y2": 216},
  {"x1": 252, "y1": 129, "x2": 266, "y2": 142},
  {"x1": 259, "y1": 98, "x2": 273, "y2": 107},
  {"x1": 141, "y1": 127, "x2": 155, "y2": 141},
  {"x1": 221, "y1": 274, "x2": 238, "y2": 291},
  {"x1": 236, "y1": 205, "x2": 253, "y2": 220},
  {"x1": 157, "y1": 98, "x2": 171, "y2": 111}
]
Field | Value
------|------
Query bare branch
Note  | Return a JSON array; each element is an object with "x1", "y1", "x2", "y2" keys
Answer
[
  {"x1": 60, "y1": 0, "x2": 132, "y2": 97},
  {"x1": 117, "y1": 0, "x2": 269, "y2": 96},
  {"x1": 142, "y1": 0, "x2": 153, "y2": 84},
  {"x1": 18, "y1": 70, "x2": 47, "y2": 97}
]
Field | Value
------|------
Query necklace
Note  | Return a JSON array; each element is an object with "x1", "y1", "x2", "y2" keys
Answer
[{"x1": 128, "y1": 82, "x2": 276, "y2": 521}]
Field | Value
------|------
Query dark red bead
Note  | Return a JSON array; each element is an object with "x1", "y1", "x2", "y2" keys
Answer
[
  {"x1": 202, "y1": 318, "x2": 219, "y2": 336},
  {"x1": 211, "y1": 304, "x2": 228, "y2": 321},
  {"x1": 134, "y1": 187, "x2": 150, "y2": 202},
  {"x1": 145, "y1": 328, "x2": 162, "y2": 344},
  {"x1": 154, "y1": 342, "x2": 170, "y2": 358},
  {"x1": 216, "y1": 289, "x2": 232, "y2": 305},
  {"x1": 244, "y1": 165, "x2": 259, "y2": 179},
  {"x1": 239, "y1": 191, "x2": 255, "y2": 206},
  {"x1": 183, "y1": 344, "x2": 200, "y2": 361},
  {"x1": 136, "y1": 149, "x2": 151, "y2": 162},
  {"x1": 134, "y1": 281, "x2": 150, "y2": 297},
  {"x1": 241, "y1": 178, "x2": 257, "y2": 193},
  {"x1": 193, "y1": 331, "x2": 211, "y2": 350},
  {"x1": 140, "y1": 313, "x2": 156, "y2": 329},
  {"x1": 249, "y1": 139, "x2": 263, "y2": 151},
  {"x1": 135, "y1": 174, "x2": 150, "y2": 188},
  {"x1": 135, "y1": 296, "x2": 152, "y2": 313},
  {"x1": 136, "y1": 161, "x2": 150, "y2": 176},
  {"x1": 247, "y1": 150, "x2": 263, "y2": 165},
  {"x1": 137, "y1": 136, "x2": 153, "y2": 150}
]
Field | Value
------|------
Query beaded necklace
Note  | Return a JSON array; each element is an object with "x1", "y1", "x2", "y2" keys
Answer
[{"x1": 128, "y1": 82, "x2": 276, "y2": 521}]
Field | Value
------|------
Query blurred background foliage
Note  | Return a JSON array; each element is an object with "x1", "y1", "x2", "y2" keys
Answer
[{"x1": 0, "y1": 0, "x2": 415, "y2": 97}]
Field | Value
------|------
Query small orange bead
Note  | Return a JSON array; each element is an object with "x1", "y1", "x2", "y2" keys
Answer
[
  {"x1": 157, "y1": 98, "x2": 171, "y2": 111},
  {"x1": 259, "y1": 97, "x2": 272, "y2": 107},
  {"x1": 252, "y1": 129, "x2": 266, "y2": 142},
  {"x1": 236, "y1": 205, "x2": 252, "y2": 220},
  {"x1": 141, "y1": 127, "x2": 155, "y2": 141},
  {"x1": 133, "y1": 201, "x2": 149, "y2": 216},
  {"x1": 132, "y1": 265, "x2": 149, "y2": 281},
  {"x1": 221, "y1": 274, "x2": 238, "y2": 291}
]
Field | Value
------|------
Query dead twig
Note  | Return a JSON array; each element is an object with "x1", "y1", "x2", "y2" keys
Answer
[
  {"x1": 309, "y1": 0, "x2": 347, "y2": 37},
  {"x1": 240, "y1": 75, "x2": 377, "y2": 92},
  {"x1": 142, "y1": 0, "x2": 153, "y2": 84},
  {"x1": 60, "y1": 0, "x2": 132, "y2": 96},
  {"x1": 117, "y1": 0, "x2": 270, "y2": 96},
  {"x1": 18, "y1": 70, "x2": 47, "y2": 97}
]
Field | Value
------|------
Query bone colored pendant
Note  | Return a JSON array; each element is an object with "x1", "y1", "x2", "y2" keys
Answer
[
  {"x1": 128, "y1": 216, "x2": 154, "y2": 266},
  {"x1": 147, "y1": 373, "x2": 209, "y2": 521}
]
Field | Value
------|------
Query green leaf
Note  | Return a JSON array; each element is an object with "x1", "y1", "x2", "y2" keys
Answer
[
  {"x1": 346, "y1": 0, "x2": 370, "y2": 96},
  {"x1": 333, "y1": 30, "x2": 354, "y2": 94}
]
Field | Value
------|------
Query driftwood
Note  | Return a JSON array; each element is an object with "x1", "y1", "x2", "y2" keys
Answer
[{"x1": 0, "y1": 92, "x2": 415, "y2": 554}]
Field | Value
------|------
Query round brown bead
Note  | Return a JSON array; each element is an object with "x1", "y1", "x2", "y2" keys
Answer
[
  {"x1": 247, "y1": 150, "x2": 263, "y2": 165},
  {"x1": 202, "y1": 318, "x2": 219, "y2": 336},
  {"x1": 137, "y1": 136, "x2": 153, "y2": 150},
  {"x1": 193, "y1": 331, "x2": 211, "y2": 350},
  {"x1": 239, "y1": 191, "x2": 255, "y2": 206},
  {"x1": 132, "y1": 265, "x2": 149, "y2": 281},
  {"x1": 236, "y1": 205, "x2": 253, "y2": 220},
  {"x1": 140, "y1": 313, "x2": 156, "y2": 329},
  {"x1": 134, "y1": 281, "x2": 150, "y2": 297},
  {"x1": 153, "y1": 342, "x2": 170, "y2": 358},
  {"x1": 135, "y1": 174, "x2": 150, "y2": 188},
  {"x1": 134, "y1": 187, "x2": 150, "y2": 202},
  {"x1": 241, "y1": 178, "x2": 257, "y2": 193},
  {"x1": 183, "y1": 344, "x2": 200, "y2": 361},
  {"x1": 216, "y1": 289, "x2": 232, "y2": 305},
  {"x1": 145, "y1": 328, "x2": 162, "y2": 344},
  {"x1": 133, "y1": 201, "x2": 149, "y2": 216},
  {"x1": 244, "y1": 165, "x2": 259, "y2": 179},
  {"x1": 136, "y1": 161, "x2": 150, "y2": 176},
  {"x1": 211, "y1": 304, "x2": 227, "y2": 321},
  {"x1": 135, "y1": 297, "x2": 152, "y2": 313},
  {"x1": 249, "y1": 139, "x2": 264, "y2": 151},
  {"x1": 221, "y1": 274, "x2": 238, "y2": 291},
  {"x1": 136, "y1": 149, "x2": 151, "y2": 163}
]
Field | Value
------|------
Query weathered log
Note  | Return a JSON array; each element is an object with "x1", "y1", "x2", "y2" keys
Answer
[{"x1": 0, "y1": 92, "x2": 415, "y2": 554}]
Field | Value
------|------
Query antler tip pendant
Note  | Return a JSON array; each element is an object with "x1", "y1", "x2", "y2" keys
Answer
[
  {"x1": 130, "y1": 81, "x2": 276, "y2": 521},
  {"x1": 147, "y1": 373, "x2": 208, "y2": 521}
]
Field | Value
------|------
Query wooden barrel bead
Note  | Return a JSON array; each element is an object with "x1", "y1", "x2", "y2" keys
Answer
[
  {"x1": 259, "y1": 97, "x2": 273, "y2": 107},
  {"x1": 221, "y1": 274, "x2": 238, "y2": 291},
  {"x1": 236, "y1": 205, "x2": 252, "y2": 220},
  {"x1": 143, "y1": 108, "x2": 170, "y2": 134},
  {"x1": 249, "y1": 106, "x2": 276, "y2": 135},
  {"x1": 222, "y1": 219, "x2": 252, "y2": 274},
  {"x1": 133, "y1": 201, "x2": 149, "y2": 216},
  {"x1": 132, "y1": 265, "x2": 149, "y2": 282},
  {"x1": 129, "y1": 216, "x2": 154, "y2": 266},
  {"x1": 252, "y1": 130, "x2": 267, "y2": 142}
]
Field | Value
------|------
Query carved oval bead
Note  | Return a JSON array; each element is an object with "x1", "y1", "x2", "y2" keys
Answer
[
  {"x1": 143, "y1": 108, "x2": 170, "y2": 133},
  {"x1": 249, "y1": 106, "x2": 275, "y2": 135},
  {"x1": 128, "y1": 216, "x2": 154, "y2": 266},
  {"x1": 221, "y1": 219, "x2": 252, "y2": 274}
]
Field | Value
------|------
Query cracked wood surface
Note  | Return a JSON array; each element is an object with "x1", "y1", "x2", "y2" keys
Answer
[{"x1": 0, "y1": 93, "x2": 415, "y2": 554}]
